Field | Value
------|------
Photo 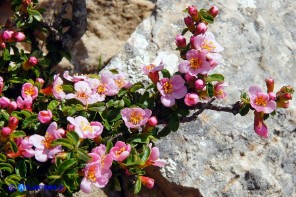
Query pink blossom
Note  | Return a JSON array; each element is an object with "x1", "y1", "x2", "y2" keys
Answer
[
  {"x1": 13, "y1": 32, "x2": 26, "y2": 42},
  {"x1": 109, "y1": 141, "x2": 131, "y2": 162},
  {"x1": 38, "y1": 110, "x2": 52, "y2": 124},
  {"x1": 248, "y1": 86, "x2": 276, "y2": 114},
  {"x1": 139, "y1": 176, "x2": 154, "y2": 189},
  {"x1": 35, "y1": 78, "x2": 45, "y2": 86},
  {"x1": 179, "y1": 50, "x2": 211, "y2": 76},
  {"x1": 0, "y1": 97, "x2": 11, "y2": 108},
  {"x1": 67, "y1": 116, "x2": 103, "y2": 139},
  {"x1": 28, "y1": 56, "x2": 38, "y2": 66},
  {"x1": 1, "y1": 30, "x2": 14, "y2": 41},
  {"x1": 7, "y1": 137, "x2": 35, "y2": 158},
  {"x1": 145, "y1": 144, "x2": 167, "y2": 167},
  {"x1": 254, "y1": 112, "x2": 268, "y2": 138},
  {"x1": 63, "y1": 71, "x2": 86, "y2": 82},
  {"x1": 29, "y1": 122, "x2": 64, "y2": 162},
  {"x1": 8, "y1": 116, "x2": 19, "y2": 131},
  {"x1": 21, "y1": 83, "x2": 38, "y2": 100},
  {"x1": 184, "y1": 93, "x2": 199, "y2": 106},
  {"x1": 147, "y1": 116, "x2": 158, "y2": 127},
  {"x1": 2, "y1": 127, "x2": 12, "y2": 136},
  {"x1": 157, "y1": 75, "x2": 187, "y2": 107},
  {"x1": 112, "y1": 73, "x2": 131, "y2": 89},
  {"x1": 184, "y1": 16, "x2": 195, "y2": 32},
  {"x1": 52, "y1": 74, "x2": 66, "y2": 100},
  {"x1": 121, "y1": 107, "x2": 152, "y2": 129},
  {"x1": 65, "y1": 81, "x2": 99, "y2": 105},
  {"x1": 91, "y1": 144, "x2": 113, "y2": 170},
  {"x1": 193, "y1": 31, "x2": 224, "y2": 53},
  {"x1": 142, "y1": 63, "x2": 164, "y2": 84},
  {"x1": 214, "y1": 82, "x2": 228, "y2": 99},
  {"x1": 17, "y1": 96, "x2": 32, "y2": 111}
]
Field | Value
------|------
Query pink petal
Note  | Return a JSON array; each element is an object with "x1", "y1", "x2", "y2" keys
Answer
[
  {"x1": 170, "y1": 75, "x2": 185, "y2": 89},
  {"x1": 34, "y1": 149, "x2": 48, "y2": 162},
  {"x1": 248, "y1": 86, "x2": 262, "y2": 98},
  {"x1": 29, "y1": 135, "x2": 45, "y2": 149},
  {"x1": 161, "y1": 95, "x2": 175, "y2": 107},
  {"x1": 80, "y1": 178, "x2": 92, "y2": 193},
  {"x1": 172, "y1": 86, "x2": 187, "y2": 99},
  {"x1": 186, "y1": 49, "x2": 198, "y2": 60},
  {"x1": 192, "y1": 35, "x2": 205, "y2": 50},
  {"x1": 178, "y1": 61, "x2": 190, "y2": 73}
]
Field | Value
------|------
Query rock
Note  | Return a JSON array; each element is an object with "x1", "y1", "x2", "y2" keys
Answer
[{"x1": 104, "y1": 0, "x2": 296, "y2": 196}]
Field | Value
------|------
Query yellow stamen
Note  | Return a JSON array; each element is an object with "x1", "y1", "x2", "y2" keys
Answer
[
  {"x1": 97, "y1": 84, "x2": 106, "y2": 94},
  {"x1": 54, "y1": 85, "x2": 63, "y2": 93},
  {"x1": 24, "y1": 87, "x2": 35, "y2": 96},
  {"x1": 115, "y1": 147, "x2": 126, "y2": 157},
  {"x1": 163, "y1": 81, "x2": 173, "y2": 94},
  {"x1": 146, "y1": 64, "x2": 156, "y2": 72},
  {"x1": 202, "y1": 40, "x2": 216, "y2": 51},
  {"x1": 42, "y1": 133, "x2": 54, "y2": 149},
  {"x1": 77, "y1": 92, "x2": 88, "y2": 99},
  {"x1": 255, "y1": 96, "x2": 267, "y2": 106},
  {"x1": 189, "y1": 58, "x2": 202, "y2": 69},
  {"x1": 87, "y1": 171, "x2": 96, "y2": 182},
  {"x1": 130, "y1": 111, "x2": 143, "y2": 125},
  {"x1": 115, "y1": 79, "x2": 125, "y2": 89}
]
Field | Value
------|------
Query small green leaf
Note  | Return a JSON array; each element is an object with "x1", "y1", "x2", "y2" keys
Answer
[
  {"x1": 182, "y1": 8, "x2": 188, "y2": 13},
  {"x1": 199, "y1": 9, "x2": 214, "y2": 24},
  {"x1": 21, "y1": 115, "x2": 38, "y2": 129},
  {"x1": 263, "y1": 114, "x2": 269, "y2": 120},
  {"x1": 157, "y1": 126, "x2": 171, "y2": 137},
  {"x1": 140, "y1": 146, "x2": 151, "y2": 163},
  {"x1": 76, "y1": 149, "x2": 90, "y2": 163},
  {"x1": 0, "y1": 163, "x2": 14, "y2": 173},
  {"x1": 107, "y1": 108, "x2": 121, "y2": 122},
  {"x1": 206, "y1": 74, "x2": 224, "y2": 83},
  {"x1": 88, "y1": 106, "x2": 106, "y2": 112},
  {"x1": 123, "y1": 97, "x2": 131, "y2": 107},
  {"x1": 130, "y1": 83, "x2": 144, "y2": 93},
  {"x1": 134, "y1": 178, "x2": 142, "y2": 194},
  {"x1": 48, "y1": 175, "x2": 61, "y2": 179},
  {"x1": 66, "y1": 132, "x2": 80, "y2": 145},
  {"x1": 15, "y1": 160, "x2": 27, "y2": 177},
  {"x1": 129, "y1": 133, "x2": 150, "y2": 144},
  {"x1": 118, "y1": 89, "x2": 128, "y2": 97},
  {"x1": 51, "y1": 139, "x2": 74, "y2": 150},
  {"x1": 10, "y1": 140, "x2": 18, "y2": 153},
  {"x1": 28, "y1": 9, "x2": 43, "y2": 21},
  {"x1": 239, "y1": 104, "x2": 250, "y2": 116},
  {"x1": 10, "y1": 131, "x2": 26, "y2": 139},
  {"x1": 181, "y1": 28, "x2": 189, "y2": 35},
  {"x1": 168, "y1": 113, "x2": 179, "y2": 132},
  {"x1": 161, "y1": 69, "x2": 171, "y2": 78},
  {"x1": 48, "y1": 100, "x2": 60, "y2": 111},
  {"x1": 0, "y1": 153, "x2": 6, "y2": 162},
  {"x1": 206, "y1": 83, "x2": 214, "y2": 98},
  {"x1": 62, "y1": 84, "x2": 74, "y2": 93},
  {"x1": 3, "y1": 48, "x2": 10, "y2": 61},
  {"x1": 57, "y1": 159, "x2": 76, "y2": 175},
  {"x1": 0, "y1": 109, "x2": 10, "y2": 121},
  {"x1": 106, "y1": 141, "x2": 113, "y2": 153}
]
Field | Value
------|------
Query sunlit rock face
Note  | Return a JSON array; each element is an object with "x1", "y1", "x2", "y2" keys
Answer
[{"x1": 105, "y1": 0, "x2": 296, "y2": 196}]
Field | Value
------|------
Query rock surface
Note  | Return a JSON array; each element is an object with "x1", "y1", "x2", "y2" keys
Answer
[{"x1": 103, "y1": 0, "x2": 296, "y2": 196}]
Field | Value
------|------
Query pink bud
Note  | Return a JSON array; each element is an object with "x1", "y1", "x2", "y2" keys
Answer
[
  {"x1": 2, "y1": 127, "x2": 12, "y2": 136},
  {"x1": 8, "y1": 117, "x2": 19, "y2": 131},
  {"x1": 28, "y1": 56, "x2": 38, "y2": 66},
  {"x1": 0, "y1": 42, "x2": 6, "y2": 49},
  {"x1": 208, "y1": 6, "x2": 219, "y2": 18},
  {"x1": 147, "y1": 116, "x2": 158, "y2": 126},
  {"x1": 265, "y1": 77, "x2": 274, "y2": 93},
  {"x1": 184, "y1": 16, "x2": 195, "y2": 32},
  {"x1": 36, "y1": 78, "x2": 44, "y2": 84},
  {"x1": 254, "y1": 112, "x2": 268, "y2": 138},
  {"x1": 67, "y1": 124, "x2": 75, "y2": 131},
  {"x1": 139, "y1": 176, "x2": 154, "y2": 189},
  {"x1": 38, "y1": 110, "x2": 52, "y2": 124},
  {"x1": 1, "y1": 30, "x2": 14, "y2": 41},
  {"x1": 175, "y1": 34, "x2": 186, "y2": 48},
  {"x1": 184, "y1": 93, "x2": 199, "y2": 106},
  {"x1": 209, "y1": 58, "x2": 219, "y2": 69},
  {"x1": 190, "y1": 36, "x2": 196, "y2": 49},
  {"x1": 268, "y1": 92, "x2": 276, "y2": 101},
  {"x1": 0, "y1": 77, "x2": 4, "y2": 94},
  {"x1": 195, "y1": 22, "x2": 208, "y2": 35},
  {"x1": 185, "y1": 73, "x2": 195, "y2": 82},
  {"x1": 13, "y1": 32, "x2": 26, "y2": 42},
  {"x1": 195, "y1": 79, "x2": 205, "y2": 91},
  {"x1": 188, "y1": 6, "x2": 199, "y2": 21},
  {"x1": 9, "y1": 101, "x2": 17, "y2": 111},
  {"x1": 148, "y1": 71, "x2": 160, "y2": 84},
  {"x1": 284, "y1": 93, "x2": 292, "y2": 100},
  {"x1": 0, "y1": 97, "x2": 11, "y2": 108}
]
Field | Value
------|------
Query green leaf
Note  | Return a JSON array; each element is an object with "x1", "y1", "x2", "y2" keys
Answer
[
  {"x1": 57, "y1": 159, "x2": 77, "y2": 175},
  {"x1": 140, "y1": 146, "x2": 151, "y2": 163},
  {"x1": 76, "y1": 149, "x2": 90, "y2": 163},
  {"x1": 51, "y1": 139, "x2": 74, "y2": 150},
  {"x1": 129, "y1": 133, "x2": 150, "y2": 144},
  {"x1": 0, "y1": 163, "x2": 14, "y2": 173},
  {"x1": 21, "y1": 115, "x2": 38, "y2": 129},
  {"x1": 32, "y1": 67, "x2": 40, "y2": 77},
  {"x1": 206, "y1": 74, "x2": 224, "y2": 83},
  {"x1": 8, "y1": 62, "x2": 20, "y2": 72},
  {"x1": 134, "y1": 179, "x2": 142, "y2": 194},
  {"x1": 48, "y1": 100, "x2": 60, "y2": 111},
  {"x1": 239, "y1": 104, "x2": 250, "y2": 116},
  {"x1": 157, "y1": 126, "x2": 171, "y2": 137},
  {"x1": 161, "y1": 69, "x2": 171, "y2": 78},
  {"x1": 182, "y1": 8, "x2": 188, "y2": 13},
  {"x1": 206, "y1": 83, "x2": 214, "y2": 98},
  {"x1": 106, "y1": 141, "x2": 113, "y2": 153},
  {"x1": 177, "y1": 107, "x2": 190, "y2": 116},
  {"x1": 199, "y1": 9, "x2": 214, "y2": 24},
  {"x1": 3, "y1": 48, "x2": 10, "y2": 61},
  {"x1": 118, "y1": 89, "x2": 128, "y2": 97},
  {"x1": 107, "y1": 108, "x2": 121, "y2": 122},
  {"x1": 0, "y1": 153, "x2": 6, "y2": 162},
  {"x1": 271, "y1": 110, "x2": 276, "y2": 116},
  {"x1": 15, "y1": 160, "x2": 27, "y2": 177},
  {"x1": 62, "y1": 85, "x2": 74, "y2": 92},
  {"x1": 0, "y1": 109, "x2": 10, "y2": 121},
  {"x1": 28, "y1": 9, "x2": 43, "y2": 21},
  {"x1": 88, "y1": 106, "x2": 106, "y2": 112},
  {"x1": 66, "y1": 132, "x2": 80, "y2": 145},
  {"x1": 10, "y1": 131, "x2": 26, "y2": 139},
  {"x1": 263, "y1": 114, "x2": 269, "y2": 120},
  {"x1": 10, "y1": 140, "x2": 18, "y2": 153},
  {"x1": 130, "y1": 83, "x2": 144, "y2": 93},
  {"x1": 48, "y1": 175, "x2": 61, "y2": 180},
  {"x1": 168, "y1": 113, "x2": 179, "y2": 132},
  {"x1": 20, "y1": 110, "x2": 34, "y2": 118},
  {"x1": 123, "y1": 97, "x2": 131, "y2": 107}
]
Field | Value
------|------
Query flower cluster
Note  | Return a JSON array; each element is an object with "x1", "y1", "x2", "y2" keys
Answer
[{"x1": 0, "y1": 30, "x2": 26, "y2": 49}]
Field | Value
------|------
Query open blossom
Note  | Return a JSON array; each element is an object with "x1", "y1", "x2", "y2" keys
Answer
[
  {"x1": 38, "y1": 110, "x2": 52, "y2": 124},
  {"x1": 17, "y1": 96, "x2": 33, "y2": 111},
  {"x1": 29, "y1": 122, "x2": 64, "y2": 162},
  {"x1": 254, "y1": 112, "x2": 268, "y2": 138},
  {"x1": 179, "y1": 50, "x2": 211, "y2": 76},
  {"x1": 248, "y1": 86, "x2": 276, "y2": 114},
  {"x1": 157, "y1": 75, "x2": 187, "y2": 107},
  {"x1": 112, "y1": 73, "x2": 131, "y2": 89},
  {"x1": 52, "y1": 74, "x2": 66, "y2": 100},
  {"x1": 21, "y1": 83, "x2": 38, "y2": 100},
  {"x1": 67, "y1": 116, "x2": 103, "y2": 139},
  {"x1": 66, "y1": 81, "x2": 100, "y2": 105},
  {"x1": 121, "y1": 107, "x2": 152, "y2": 129},
  {"x1": 214, "y1": 82, "x2": 228, "y2": 99},
  {"x1": 63, "y1": 71, "x2": 87, "y2": 83},
  {"x1": 7, "y1": 137, "x2": 35, "y2": 158},
  {"x1": 142, "y1": 62, "x2": 164, "y2": 84},
  {"x1": 109, "y1": 141, "x2": 131, "y2": 162},
  {"x1": 80, "y1": 149, "x2": 112, "y2": 193},
  {"x1": 144, "y1": 144, "x2": 167, "y2": 167}
]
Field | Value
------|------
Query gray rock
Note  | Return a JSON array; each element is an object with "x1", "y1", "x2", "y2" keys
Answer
[{"x1": 105, "y1": 0, "x2": 296, "y2": 196}]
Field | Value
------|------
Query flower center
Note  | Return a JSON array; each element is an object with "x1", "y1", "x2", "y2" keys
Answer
[
  {"x1": 115, "y1": 147, "x2": 126, "y2": 157},
  {"x1": 87, "y1": 171, "x2": 96, "y2": 182},
  {"x1": 255, "y1": 96, "x2": 267, "y2": 106},
  {"x1": 42, "y1": 133, "x2": 54, "y2": 149},
  {"x1": 81, "y1": 122, "x2": 93, "y2": 133},
  {"x1": 24, "y1": 87, "x2": 35, "y2": 96},
  {"x1": 97, "y1": 84, "x2": 106, "y2": 94},
  {"x1": 54, "y1": 85, "x2": 63, "y2": 93},
  {"x1": 145, "y1": 64, "x2": 156, "y2": 72},
  {"x1": 202, "y1": 40, "x2": 216, "y2": 52},
  {"x1": 163, "y1": 81, "x2": 173, "y2": 94},
  {"x1": 189, "y1": 58, "x2": 202, "y2": 69},
  {"x1": 115, "y1": 79, "x2": 125, "y2": 89},
  {"x1": 130, "y1": 111, "x2": 143, "y2": 125},
  {"x1": 77, "y1": 91, "x2": 88, "y2": 99}
]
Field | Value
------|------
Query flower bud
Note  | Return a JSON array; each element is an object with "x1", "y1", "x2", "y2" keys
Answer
[
  {"x1": 254, "y1": 112, "x2": 268, "y2": 138},
  {"x1": 0, "y1": 97, "x2": 11, "y2": 108},
  {"x1": 0, "y1": 42, "x2": 6, "y2": 49},
  {"x1": 284, "y1": 93, "x2": 292, "y2": 100},
  {"x1": 148, "y1": 71, "x2": 160, "y2": 84},
  {"x1": 190, "y1": 36, "x2": 196, "y2": 49},
  {"x1": 147, "y1": 116, "x2": 158, "y2": 126},
  {"x1": 184, "y1": 16, "x2": 195, "y2": 32},
  {"x1": 208, "y1": 6, "x2": 219, "y2": 18},
  {"x1": 36, "y1": 78, "x2": 44, "y2": 85},
  {"x1": 265, "y1": 78, "x2": 274, "y2": 93},
  {"x1": 195, "y1": 22, "x2": 208, "y2": 35},
  {"x1": 139, "y1": 176, "x2": 154, "y2": 189},
  {"x1": 56, "y1": 152, "x2": 68, "y2": 160},
  {"x1": 185, "y1": 73, "x2": 195, "y2": 82},
  {"x1": 38, "y1": 110, "x2": 52, "y2": 124},
  {"x1": 175, "y1": 34, "x2": 186, "y2": 48},
  {"x1": 184, "y1": 93, "x2": 199, "y2": 106},
  {"x1": 0, "y1": 77, "x2": 4, "y2": 94},
  {"x1": 268, "y1": 92, "x2": 276, "y2": 101},
  {"x1": 13, "y1": 32, "x2": 26, "y2": 42},
  {"x1": 2, "y1": 127, "x2": 12, "y2": 136},
  {"x1": 67, "y1": 124, "x2": 75, "y2": 131},
  {"x1": 28, "y1": 56, "x2": 38, "y2": 66},
  {"x1": 8, "y1": 116, "x2": 19, "y2": 131},
  {"x1": 9, "y1": 101, "x2": 17, "y2": 111},
  {"x1": 1, "y1": 30, "x2": 14, "y2": 41},
  {"x1": 188, "y1": 5, "x2": 199, "y2": 21},
  {"x1": 195, "y1": 79, "x2": 205, "y2": 91}
]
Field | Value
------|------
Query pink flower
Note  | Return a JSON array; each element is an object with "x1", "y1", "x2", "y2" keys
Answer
[
  {"x1": 63, "y1": 71, "x2": 86, "y2": 83},
  {"x1": 184, "y1": 16, "x2": 195, "y2": 32},
  {"x1": 28, "y1": 56, "x2": 38, "y2": 66},
  {"x1": 121, "y1": 107, "x2": 152, "y2": 129},
  {"x1": 67, "y1": 116, "x2": 103, "y2": 139},
  {"x1": 142, "y1": 63, "x2": 164, "y2": 84},
  {"x1": 2, "y1": 127, "x2": 12, "y2": 136},
  {"x1": 0, "y1": 97, "x2": 11, "y2": 108},
  {"x1": 21, "y1": 83, "x2": 38, "y2": 100},
  {"x1": 8, "y1": 116, "x2": 19, "y2": 131},
  {"x1": 52, "y1": 74, "x2": 66, "y2": 100},
  {"x1": 1, "y1": 30, "x2": 14, "y2": 41},
  {"x1": 13, "y1": 32, "x2": 26, "y2": 42},
  {"x1": 29, "y1": 122, "x2": 64, "y2": 162},
  {"x1": 7, "y1": 137, "x2": 35, "y2": 158},
  {"x1": 147, "y1": 116, "x2": 158, "y2": 127},
  {"x1": 66, "y1": 81, "x2": 99, "y2": 105},
  {"x1": 184, "y1": 93, "x2": 199, "y2": 106},
  {"x1": 195, "y1": 22, "x2": 208, "y2": 35},
  {"x1": 109, "y1": 141, "x2": 131, "y2": 162},
  {"x1": 139, "y1": 176, "x2": 154, "y2": 189},
  {"x1": 145, "y1": 144, "x2": 167, "y2": 167},
  {"x1": 248, "y1": 86, "x2": 276, "y2": 114},
  {"x1": 38, "y1": 110, "x2": 52, "y2": 124},
  {"x1": 214, "y1": 82, "x2": 228, "y2": 99},
  {"x1": 112, "y1": 73, "x2": 131, "y2": 89},
  {"x1": 254, "y1": 112, "x2": 268, "y2": 138},
  {"x1": 193, "y1": 31, "x2": 224, "y2": 53},
  {"x1": 175, "y1": 34, "x2": 187, "y2": 48},
  {"x1": 157, "y1": 75, "x2": 187, "y2": 107},
  {"x1": 179, "y1": 50, "x2": 211, "y2": 76},
  {"x1": 0, "y1": 76, "x2": 3, "y2": 94},
  {"x1": 17, "y1": 96, "x2": 33, "y2": 111},
  {"x1": 91, "y1": 145, "x2": 113, "y2": 170}
]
